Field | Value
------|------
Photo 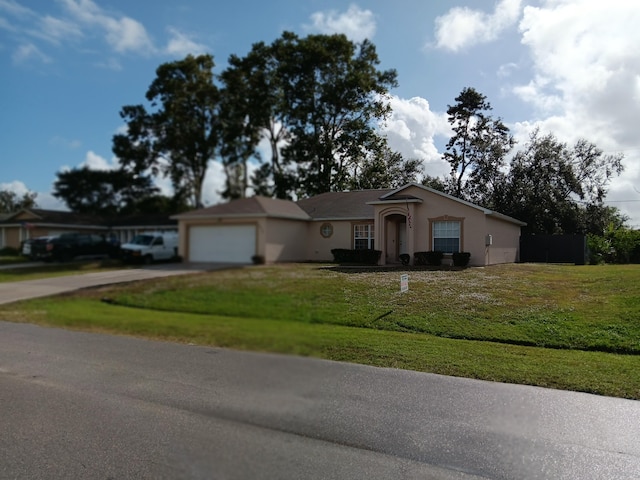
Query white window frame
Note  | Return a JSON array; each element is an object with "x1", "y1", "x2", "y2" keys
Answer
[
  {"x1": 432, "y1": 220, "x2": 461, "y2": 254},
  {"x1": 353, "y1": 224, "x2": 374, "y2": 250}
]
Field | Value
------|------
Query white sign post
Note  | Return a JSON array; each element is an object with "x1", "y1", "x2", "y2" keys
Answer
[{"x1": 400, "y1": 274, "x2": 409, "y2": 293}]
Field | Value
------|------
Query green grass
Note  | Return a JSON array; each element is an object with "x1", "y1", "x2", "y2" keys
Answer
[
  {"x1": 0, "y1": 255, "x2": 28, "y2": 265},
  {"x1": 1, "y1": 263, "x2": 639, "y2": 399},
  {"x1": 0, "y1": 259, "x2": 134, "y2": 282}
]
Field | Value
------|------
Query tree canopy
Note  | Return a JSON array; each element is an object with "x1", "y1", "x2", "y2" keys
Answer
[
  {"x1": 219, "y1": 32, "x2": 399, "y2": 199},
  {"x1": 498, "y1": 129, "x2": 624, "y2": 234},
  {"x1": 443, "y1": 87, "x2": 514, "y2": 207},
  {"x1": 52, "y1": 166, "x2": 184, "y2": 216},
  {"x1": 0, "y1": 189, "x2": 37, "y2": 213},
  {"x1": 438, "y1": 87, "x2": 625, "y2": 235},
  {"x1": 113, "y1": 54, "x2": 221, "y2": 208}
]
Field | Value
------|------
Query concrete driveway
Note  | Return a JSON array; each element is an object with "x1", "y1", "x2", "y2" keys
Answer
[{"x1": 0, "y1": 262, "x2": 232, "y2": 305}]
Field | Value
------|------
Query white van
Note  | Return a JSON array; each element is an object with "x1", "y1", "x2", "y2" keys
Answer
[{"x1": 120, "y1": 232, "x2": 179, "y2": 264}]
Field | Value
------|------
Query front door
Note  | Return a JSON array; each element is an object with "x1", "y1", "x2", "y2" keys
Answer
[{"x1": 398, "y1": 221, "x2": 407, "y2": 259}]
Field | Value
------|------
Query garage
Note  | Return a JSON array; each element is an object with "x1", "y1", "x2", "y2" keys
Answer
[{"x1": 188, "y1": 225, "x2": 256, "y2": 263}]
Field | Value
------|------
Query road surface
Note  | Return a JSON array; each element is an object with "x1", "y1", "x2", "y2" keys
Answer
[{"x1": 1, "y1": 321, "x2": 639, "y2": 479}]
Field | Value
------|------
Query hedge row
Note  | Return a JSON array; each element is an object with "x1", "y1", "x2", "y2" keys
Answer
[{"x1": 331, "y1": 249, "x2": 382, "y2": 265}]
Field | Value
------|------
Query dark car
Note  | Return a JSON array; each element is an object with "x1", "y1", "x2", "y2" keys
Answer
[
  {"x1": 44, "y1": 233, "x2": 118, "y2": 262},
  {"x1": 22, "y1": 236, "x2": 58, "y2": 260}
]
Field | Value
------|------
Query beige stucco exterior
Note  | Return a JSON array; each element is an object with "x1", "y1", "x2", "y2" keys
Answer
[
  {"x1": 370, "y1": 185, "x2": 523, "y2": 267},
  {"x1": 264, "y1": 218, "x2": 308, "y2": 262},
  {"x1": 173, "y1": 184, "x2": 525, "y2": 266}
]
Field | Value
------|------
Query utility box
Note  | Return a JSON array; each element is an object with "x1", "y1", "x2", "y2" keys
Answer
[{"x1": 485, "y1": 234, "x2": 493, "y2": 246}]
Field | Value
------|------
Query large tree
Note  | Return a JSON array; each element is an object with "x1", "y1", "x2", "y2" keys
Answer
[
  {"x1": 113, "y1": 54, "x2": 221, "y2": 208},
  {"x1": 443, "y1": 87, "x2": 514, "y2": 207},
  {"x1": 219, "y1": 32, "x2": 398, "y2": 199},
  {"x1": 219, "y1": 41, "x2": 293, "y2": 199},
  {"x1": 52, "y1": 166, "x2": 163, "y2": 216},
  {"x1": 349, "y1": 145, "x2": 421, "y2": 190},
  {"x1": 0, "y1": 189, "x2": 37, "y2": 213},
  {"x1": 499, "y1": 129, "x2": 624, "y2": 234}
]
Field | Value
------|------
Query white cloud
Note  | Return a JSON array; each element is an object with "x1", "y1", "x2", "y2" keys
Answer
[
  {"x1": 164, "y1": 27, "x2": 207, "y2": 57},
  {"x1": 433, "y1": 0, "x2": 522, "y2": 52},
  {"x1": 80, "y1": 151, "x2": 119, "y2": 171},
  {"x1": 512, "y1": 0, "x2": 640, "y2": 225},
  {"x1": 12, "y1": 42, "x2": 52, "y2": 64},
  {"x1": 201, "y1": 160, "x2": 225, "y2": 206},
  {"x1": 59, "y1": 0, "x2": 155, "y2": 54},
  {"x1": 0, "y1": 180, "x2": 67, "y2": 211},
  {"x1": 379, "y1": 96, "x2": 451, "y2": 178},
  {"x1": 0, "y1": 0, "x2": 34, "y2": 18},
  {"x1": 50, "y1": 136, "x2": 82, "y2": 149},
  {"x1": 305, "y1": 4, "x2": 376, "y2": 42},
  {"x1": 0, "y1": 180, "x2": 31, "y2": 196},
  {"x1": 95, "y1": 57, "x2": 122, "y2": 70},
  {"x1": 35, "y1": 15, "x2": 83, "y2": 44},
  {"x1": 104, "y1": 16, "x2": 153, "y2": 54}
]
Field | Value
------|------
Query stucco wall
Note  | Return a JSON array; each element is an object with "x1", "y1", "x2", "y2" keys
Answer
[
  {"x1": 484, "y1": 216, "x2": 522, "y2": 264},
  {"x1": 305, "y1": 220, "x2": 356, "y2": 262},
  {"x1": 264, "y1": 218, "x2": 308, "y2": 262},
  {"x1": 374, "y1": 185, "x2": 522, "y2": 267}
]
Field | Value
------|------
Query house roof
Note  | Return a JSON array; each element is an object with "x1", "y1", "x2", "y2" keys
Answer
[
  {"x1": 172, "y1": 196, "x2": 311, "y2": 221},
  {"x1": 0, "y1": 208, "x2": 105, "y2": 227},
  {"x1": 0, "y1": 208, "x2": 178, "y2": 229},
  {"x1": 296, "y1": 189, "x2": 392, "y2": 220},
  {"x1": 171, "y1": 184, "x2": 526, "y2": 227}
]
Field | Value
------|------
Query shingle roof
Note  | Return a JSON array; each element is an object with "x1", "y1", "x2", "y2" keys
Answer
[
  {"x1": 296, "y1": 189, "x2": 392, "y2": 220},
  {"x1": 172, "y1": 196, "x2": 311, "y2": 220},
  {"x1": 0, "y1": 209, "x2": 104, "y2": 226},
  {"x1": 0, "y1": 209, "x2": 178, "y2": 228}
]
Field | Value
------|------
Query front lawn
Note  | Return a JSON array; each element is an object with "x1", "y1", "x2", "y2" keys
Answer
[
  {"x1": 0, "y1": 259, "x2": 133, "y2": 282},
  {"x1": 1, "y1": 263, "x2": 639, "y2": 399}
]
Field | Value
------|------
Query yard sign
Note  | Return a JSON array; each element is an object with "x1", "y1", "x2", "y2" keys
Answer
[{"x1": 400, "y1": 274, "x2": 409, "y2": 293}]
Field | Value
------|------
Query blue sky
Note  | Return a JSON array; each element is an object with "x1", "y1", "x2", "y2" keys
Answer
[{"x1": 2, "y1": 0, "x2": 639, "y2": 227}]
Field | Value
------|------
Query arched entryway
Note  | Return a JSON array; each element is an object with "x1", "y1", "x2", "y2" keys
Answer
[{"x1": 384, "y1": 213, "x2": 408, "y2": 264}]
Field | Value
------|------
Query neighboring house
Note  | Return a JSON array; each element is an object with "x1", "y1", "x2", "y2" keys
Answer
[
  {"x1": 172, "y1": 183, "x2": 526, "y2": 266},
  {"x1": 0, "y1": 209, "x2": 177, "y2": 250}
]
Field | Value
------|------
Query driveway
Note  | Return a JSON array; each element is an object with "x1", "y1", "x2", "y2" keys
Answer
[
  {"x1": 0, "y1": 262, "x2": 232, "y2": 305},
  {"x1": 1, "y1": 320, "x2": 638, "y2": 479}
]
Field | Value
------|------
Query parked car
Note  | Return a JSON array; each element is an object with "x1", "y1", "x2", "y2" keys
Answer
[
  {"x1": 44, "y1": 233, "x2": 118, "y2": 262},
  {"x1": 21, "y1": 236, "x2": 58, "y2": 260},
  {"x1": 120, "y1": 232, "x2": 179, "y2": 264}
]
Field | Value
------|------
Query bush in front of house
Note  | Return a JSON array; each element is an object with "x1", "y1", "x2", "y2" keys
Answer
[
  {"x1": 0, "y1": 246, "x2": 19, "y2": 256},
  {"x1": 452, "y1": 251, "x2": 471, "y2": 267},
  {"x1": 414, "y1": 251, "x2": 443, "y2": 266},
  {"x1": 331, "y1": 248, "x2": 382, "y2": 265}
]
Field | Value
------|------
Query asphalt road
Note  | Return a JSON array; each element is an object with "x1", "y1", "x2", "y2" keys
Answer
[{"x1": 1, "y1": 321, "x2": 639, "y2": 479}]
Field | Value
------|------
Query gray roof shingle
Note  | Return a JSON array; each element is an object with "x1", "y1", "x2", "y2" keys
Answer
[
  {"x1": 296, "y1": 189, "x2": 392, "y2": 220},
  {"x1": 173, "y1": 196, "x2": 311, "y2": 220}
]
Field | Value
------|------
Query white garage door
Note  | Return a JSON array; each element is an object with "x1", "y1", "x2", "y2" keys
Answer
[{"x1": 188, "y1": 225, "x2": 256, "y2": 263}]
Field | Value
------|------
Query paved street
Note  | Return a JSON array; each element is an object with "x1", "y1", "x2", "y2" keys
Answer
[
  {"x1": 0, "y1": 262, "x2": 230, "y2": 305},
  {"x1": 1, "y1": 321, "x2": 638, "y2": 479}
]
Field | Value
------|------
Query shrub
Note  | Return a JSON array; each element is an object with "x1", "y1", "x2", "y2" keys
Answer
[
  {"x1": 331, "y1": 248, "x2": 382, "y2": 265},
  {"x1": 587, "y1": 234, "x2": 610, "y2": 265},
  {"x1": 414, "y1": 251, "x2": 443, "y2": 266},
  {"x1": 251, "y1": 255, "x2": 265, "y2": 265},
  {"x1": 452, "y1": 251, "x2": 471, "y2": 267},
  {"x1": 399, "y1": 253, "x2": 410, "y2": 266},
  {"x1": 0, "y1": 246, "x2": 19, "y2": 256}
]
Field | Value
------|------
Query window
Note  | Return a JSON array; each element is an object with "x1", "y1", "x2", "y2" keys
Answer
[
  {"x1": 433, "y1": 220, "x2": 460, "y2": 253},
  {"x1": 354, "y1": 224, "x2": 374, "y2": 250},
  {"x1": 320, "y1": 223, "x2": 333, "y2": 238}
]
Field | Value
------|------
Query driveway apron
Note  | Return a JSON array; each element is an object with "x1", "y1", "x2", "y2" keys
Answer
[{"x1": 0, "y1": 263, "x2": 232, "y2": 305}]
